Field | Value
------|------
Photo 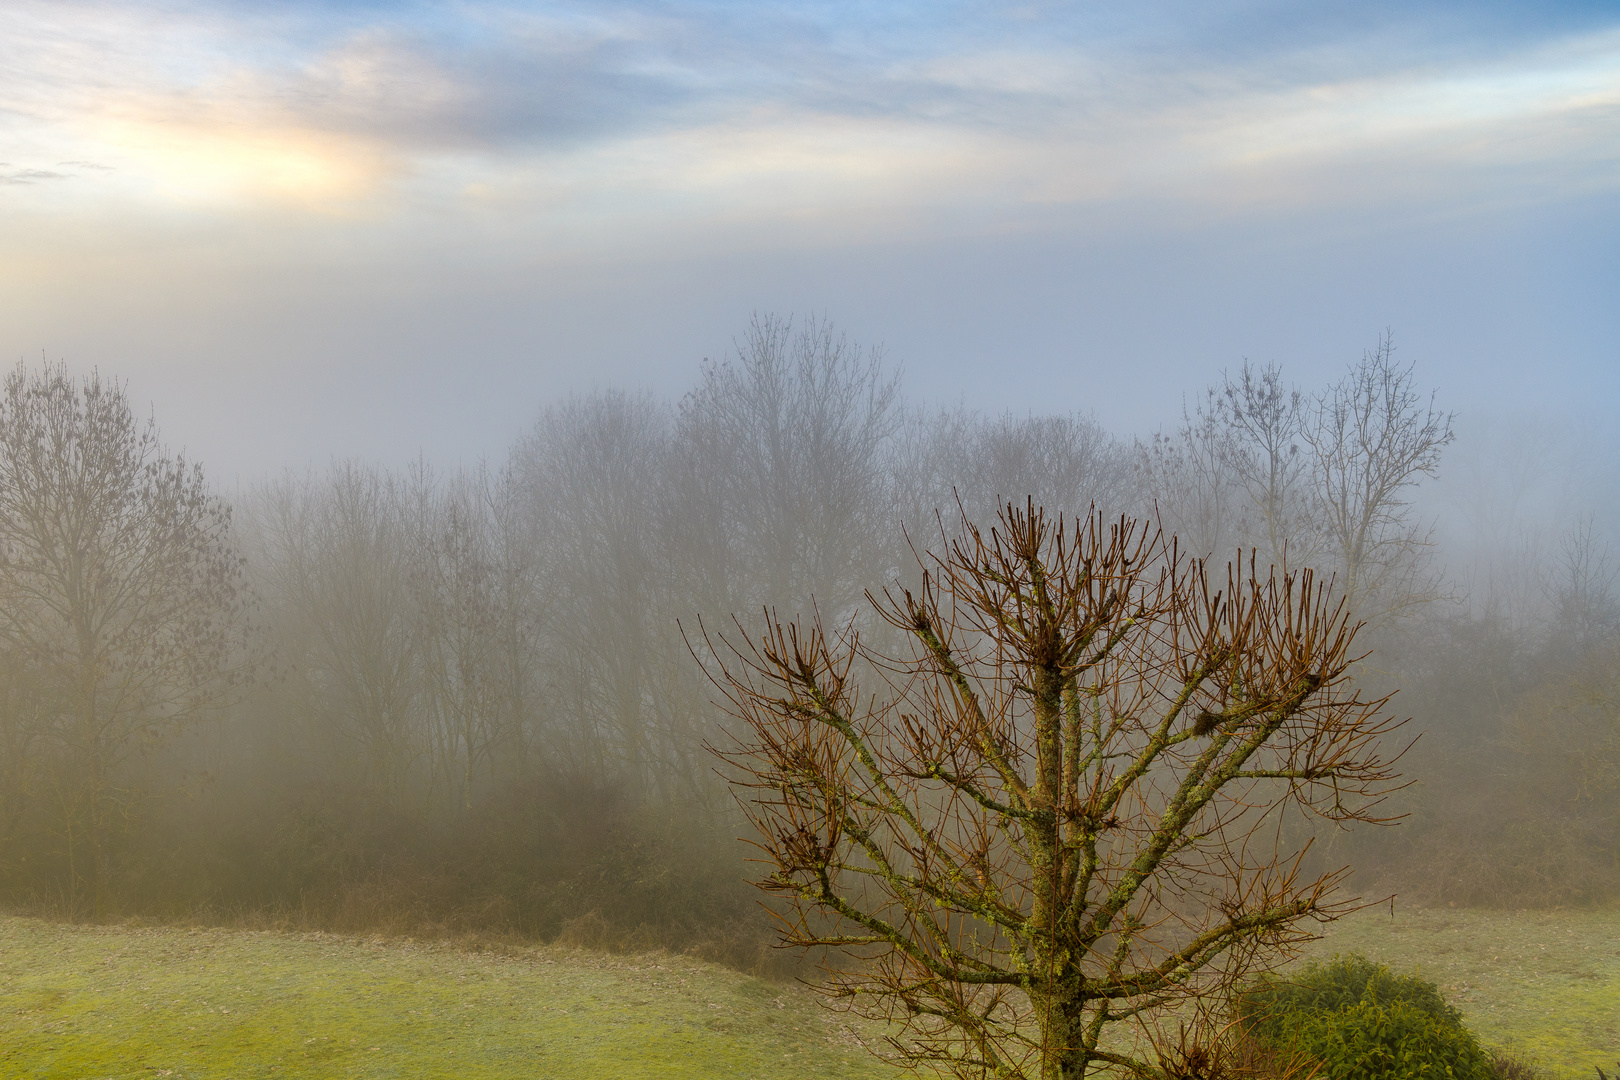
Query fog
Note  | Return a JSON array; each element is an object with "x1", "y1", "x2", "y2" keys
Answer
[
  {"x1": 0, "y1": 314, "x2": 1614, "y2": 958},
  {"x1": 2, "y1": 0, "x2": 1617, "y2": 1015}
]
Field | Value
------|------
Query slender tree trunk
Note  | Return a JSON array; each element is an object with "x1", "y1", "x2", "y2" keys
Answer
[
  {"x1": 83, "y1": 698, "x2": 109, "y2": 921},
  {"x1": 1031, "y1": 664, "x2": 1079, "y2": 1079},
  {"x1": 89, "y1": 787, "x2": 109, "y2": 921}
]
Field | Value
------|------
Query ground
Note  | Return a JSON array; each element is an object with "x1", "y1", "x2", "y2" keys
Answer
[
  {"x1": 0, "y1": 916, "x2": 903, "y2": 1079},
  {"x1": 1, "y1": 905, "x2": 1615, "y2": 1079}
]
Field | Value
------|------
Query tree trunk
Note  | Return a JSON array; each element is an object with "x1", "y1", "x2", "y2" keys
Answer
[
  {"x1": 1031, "y1": 663, "x2": 1076, "y2": 1079},
  {"x1": 86, "y1": 725, "x2": 109, "y2": 921},
  {"x1": 1032, "y1": 991, "x2": 1092, "y2": 1080}
]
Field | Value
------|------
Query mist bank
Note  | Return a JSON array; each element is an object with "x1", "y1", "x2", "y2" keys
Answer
[{"x1": 0, "y1": 314, "x2": 1615, "y2": 955}]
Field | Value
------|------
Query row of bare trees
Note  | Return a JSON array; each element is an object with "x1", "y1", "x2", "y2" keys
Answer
[
  {"x1": 1, "y1": 316, "x2": 1582, "y2": 930},
  {"x1": 243, "y1": 461, "x2": 538, "y2": 819},
  {"x1": 1141, "y1": 333, "x2": 1455, "y2": 621}
]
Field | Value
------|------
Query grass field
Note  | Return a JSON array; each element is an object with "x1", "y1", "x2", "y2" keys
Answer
[
  {"x1": 0, "y1": 916, "x2": 905, "y2": 1079},
  {"x1": 1, "y1": 906, "x2": 1615, "y2": 1079}
]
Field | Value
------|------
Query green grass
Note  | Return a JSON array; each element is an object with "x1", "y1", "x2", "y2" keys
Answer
[
  {"x1": 3, "y1": 907, "x2": 1615, "y2": 1079},
  {"x1": 0, "y1": 916, "x2": 905, "y2": 1079},
  {"x1": 1294, "y1": 904, "x2": 1620, "y2": 1080}
]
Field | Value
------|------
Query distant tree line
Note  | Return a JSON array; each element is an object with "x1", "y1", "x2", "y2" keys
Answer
[{"x1": 0, "y1": 315, "x2": 1612, "y2": 947}]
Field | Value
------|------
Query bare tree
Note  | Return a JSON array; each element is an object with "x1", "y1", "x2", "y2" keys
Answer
[
  {"x1": 514, "y1": 390, "x2": 676, "y2": 797},
  {"x1": 1210, "y1": 363, "x2": 1318, "y2": 568},
  {"x1": 1547, "y1": 516, "x2": 1618, "y2": 654},
  {"x1": 677, "y1": 312, "x2": 902, "y2": 620},
  {"x1": 706, "y1": 502, "x2": 1405, "y2": 1080},
  {"x1": 0, "y1": 648, "x2": 47, "y2": 879},
  {"x1": 414, "y1": 466, "x2": 515, "y2": 814},
  {"x1": 0, "y1": 362, "x2": 250, "y2": 916},
  {"x1": 1137, "y1": 395, "x2": 1246, "y2": 562},
  {"x1": 903, "y1": 409, "x2": 1130, "y2": 536},
  {"x1": 1305, "y1": 334, "x2": 1453, "y2": 617},
  {"x1": 1151, "y1": 337, "x2": 1453, "y2": 626},
  {"x1": 249, "y1": 463, "x2": 424, "y2": 807}
]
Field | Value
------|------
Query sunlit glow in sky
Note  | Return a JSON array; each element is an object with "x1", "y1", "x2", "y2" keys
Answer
[{"x1": 2, "y1": 1, "x2": 1616, "y2": 480}]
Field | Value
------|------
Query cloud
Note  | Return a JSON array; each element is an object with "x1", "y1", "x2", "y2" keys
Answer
[
  {"x1": 268, "y1": 18, "x2": 704, "y2": 151},
  {"x1": 0, "y1": 167, "x2": 70, "y2": 184},
  {"x1": 0, "y1": 1, "x2": 1616, "y2": 236},
  {"x1": 1, "y1": 3, "x2": 1614, "y2": 481}
]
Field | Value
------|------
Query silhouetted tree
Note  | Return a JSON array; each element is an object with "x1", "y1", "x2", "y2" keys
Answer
[{"x1": 1148, "y1": 335, "x2": 1453, "y2": 627}]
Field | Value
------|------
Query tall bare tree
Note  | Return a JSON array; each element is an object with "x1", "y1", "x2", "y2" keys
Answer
[
  {"x1": 0, "y1": 362, "x2": 250, "y2": 916},
  {"x1": 514, "y1": 390, "x2": 675, "y2": 796},
  {"x1": 249, "y1": 463, "x2": 424, "y2": 807},
  {"x1": 1150, "y1": 337, "x2": 1453, "y2": 626},
  {"x1": 1138, "y1": 395, "x2": 1246, "y2": 562},
  {"x1": 1305, "y1": 334, "x2": 1453, "y2": 616},
  {"x1": 677, "y1": 312, "x2": 902, "y2": 620},
  {"x1": 902, "y1": 408, "x2": 1130, "y2": 536},
  {"x1": 0, "y1": 648, "x2": 48, "y2": 879},
  {"x1": 415, "y1": 467, "x2": 514, "y2": 814},
  {"x1": 1211, "y1": 362, "x2": 1318, "y2": 568},
  {"x1": 707, "y1": 502, "x2": 1405, "y2": 1080},
  {"x1": 1547, "y1": 516, "x2": 1618, "y2": 654}
]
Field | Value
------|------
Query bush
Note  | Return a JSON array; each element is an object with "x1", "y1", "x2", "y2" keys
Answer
[{"x1": 1237, "y1": 955, "x2": 1493, "y2": 1080}]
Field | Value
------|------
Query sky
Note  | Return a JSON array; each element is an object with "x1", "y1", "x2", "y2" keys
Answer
[{"x1": 2, "y1": 0, "x2": 1617, "y2": 484}]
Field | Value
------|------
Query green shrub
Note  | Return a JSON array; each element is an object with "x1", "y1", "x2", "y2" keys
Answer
[{"x1": 1237, "y1": 955, "x2": 1493, "y2": 1080}]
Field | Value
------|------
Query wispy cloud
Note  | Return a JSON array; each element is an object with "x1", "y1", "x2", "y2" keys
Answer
[
  {"x1": 1, "y1": 167, "x2": 71, "y2": 184},
  {"x1": 1, "y1": 1, "x2": 1616, "y2": 237}
]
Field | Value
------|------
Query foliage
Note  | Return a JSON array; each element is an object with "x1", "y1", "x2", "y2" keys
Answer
[
  {"x1": 1239, "y1": 955, "x2": 1462, "y2": 1037},
  {"x1": 1279, "y1": 999, "x2": 1491, "y2": 1080},
  {"x1": 1238, "y1": 955, "x2": 1492, "y2": 1080}
]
